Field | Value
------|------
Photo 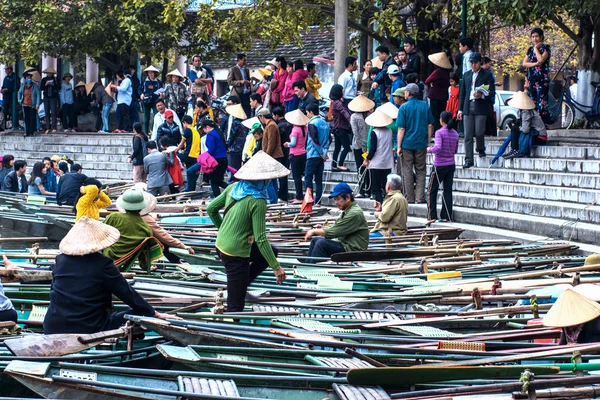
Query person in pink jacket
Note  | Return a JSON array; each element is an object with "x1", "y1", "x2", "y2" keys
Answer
[
  {"x1": 271, "y1": 57, "x2": 288, "y2": 108},
  {"x1": 284, "y1": 60, "x2": 309, "y2": 112}
]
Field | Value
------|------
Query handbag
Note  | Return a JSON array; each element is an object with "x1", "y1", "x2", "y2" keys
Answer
[
  {"x1": 198, "y1": 151, "x2": 218, "y2": 174},
  {"x1": 191, "y1": 83, "x2": 207, "y2": 96}
]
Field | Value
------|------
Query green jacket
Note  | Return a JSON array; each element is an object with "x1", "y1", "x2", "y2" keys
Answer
[
  {"x1": 207, "y1": 184, "x2": 279, "y2": 269},
  {"x1": 324, "y1": 202, "x2": 369, "y2": 252},
  {"x1": 372, "y1": 190, "x2": 408, "y2": 236},
  {"x1": 102, "y1": 212, "x2": 152, "y2": 261}
]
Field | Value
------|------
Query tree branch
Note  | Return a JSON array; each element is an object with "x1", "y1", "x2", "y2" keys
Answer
[{"x1": 549, "y1": 14, "x2": 580, "y2": 44}]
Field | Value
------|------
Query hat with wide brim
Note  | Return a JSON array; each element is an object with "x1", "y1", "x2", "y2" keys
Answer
[
  {"x1": 259, "y1": 68, "x2": 272, "y2": 77},
  {"x1": 542, "y1": 288, "x2": 600, "y2": 328},
  {"x1": 266, "y1": 58, "x2": 277, "y2": 67},
  {"x1": 75, "y1": 81, "x2": 86, "y2": 89},
  {"x1": 235, "y1": 151, "x2": 290, "y2": 181},
  {"x1": 85, "y1": 82, "x2": 97, "y2": 96},
  {"x1": 251, "y1": 70, "x2": 265, "y2": 81},
  {"x1": 348, "y1": 95, "x2": 375, "y2": 113},
  {"x1": 428, "y1": 52, "x2": 452, "y2": 69},
  {"x1": 42, "y1": 66, "x2": 57, "y2": 74},
  {"x1": 116, "y1": 188, "x2": 147, "y2": 212},
  {"x1": 144, "y1": 65, "x2": 160, "y2": 73},
  {"x1": 117, "y1": 190, "x2": 157, "y2": 216},
  {"x1": 59, "y1": 216, "x2": 120, "y2": 256},
  {"x1": 365, "y1": 110, "x2": 393, "y2": 128},
  {"x1": 226, "y1": 104, "x2": 247, "y2": 120},
  {"x1": 25, "y1": 67, "x2": 41, "y2": 82},
  {"x1": 507, "y1": 91, "x2": 536, "y2": 110},
  {"x1": 285, "y1": 109, "x2": 310, "y2": 126},
  {"x1": 573, "y1": 284, "x2": 600, "y2": 302},
  {"x1": 371, "y1": 57, "x2": 383, "y2": 70},
  {"x1": 167, "y1": 69, "x2": 184, "y2": 78},
  {"x1": 376, "y1": 102, "x2": 399, "y2": 120},
  {"x1": 585, "y1": 254, "x2": 600, "y2": 266},
  {"x1": 63, "y1": 72, "x2": 73, "y2": 79},
  {"x1": 242, "y1": 117, "x2": 260, "y2": 130}
]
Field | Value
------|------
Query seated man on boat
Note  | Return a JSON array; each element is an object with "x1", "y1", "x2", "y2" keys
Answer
[
  {"x1": 43, "y1": 216, "x2": 179, "y2": 334},
  {"x1": 370, "y1": 173, "x2": 408, "y2": 238},
  {"x1": 304, "y1": 182, "x2": 369, "y2": 260},
  {"x1": 56, "y1": 163, "x2": 87, "y2": 206},
  {"x1": 543, "y1": 288, "x2": 600, "y2": 345},
  {"x1": 0, "y1": 255, "x2": 20, "y2": 324},
  {"x1": 206, "y1": 151, "x2": 287, "y2": 313}
]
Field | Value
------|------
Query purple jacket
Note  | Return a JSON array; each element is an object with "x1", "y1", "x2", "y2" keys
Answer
[{"x1": 430, "y1": 126, "x2": 459, "y2": 166}]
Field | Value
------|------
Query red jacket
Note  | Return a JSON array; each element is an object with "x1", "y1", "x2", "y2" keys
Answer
[
  {"x1": 283, "y1": 70, "x2": 309, "y2": 102},
  {"x1": 271, "y1": 68, "x2": 288, "y2": 105}
]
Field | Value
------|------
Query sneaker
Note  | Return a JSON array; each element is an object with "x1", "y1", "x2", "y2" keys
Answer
[
  {"x1": 503, "y1": 149, "x2": 519, "y2": 159},
  {"x1": 98, "y1": 130, "x2": 108, "y2": 134}
]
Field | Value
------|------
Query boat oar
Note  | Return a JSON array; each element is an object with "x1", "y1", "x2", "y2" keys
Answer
[{"x1": 5, "y1": 328, "x2": 127, "y2": 356}]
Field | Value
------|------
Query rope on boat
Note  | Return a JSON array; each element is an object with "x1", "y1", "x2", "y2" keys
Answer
[
  {"x1": 520, "y1": 369, "x2": 534, "y2": 395},
  {"x1": 160, "y1": 271, "x2": 204, "y2": 281}
]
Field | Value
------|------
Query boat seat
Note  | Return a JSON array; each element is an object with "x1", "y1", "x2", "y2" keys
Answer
[
  {"x1": 28, "y1": 305, "x2": 48, "y2": 322},
  {"x1": 388, "y1": 325, "x2": 459, "y2": 337},
  {"x1": 332, "y1": 384, "x2": 391, "y2": 400},
  {"x1": 178, "y1": 376, "x2": 240, "y2": 397},
  {"x1": 272, "y1": 317, "x2": 361, "y2": 334},
  {"x1": 252, "y1": 305, "x2": 298, "y2": 313},
  {"x1": 309, "y1": 356, "x2": 375, "y2": 370}
]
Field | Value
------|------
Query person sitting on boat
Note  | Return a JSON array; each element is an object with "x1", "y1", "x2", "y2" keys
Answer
[
  {"x1": 0, "y1": 255, "x2": 20, "y2": 324},
  {"x1": 102, "y1": 188, "x2": 153, "y2": 262},
  {"x1": 74, "y1": 178, "x2": 112, "y2": 221},
  {"x1": 206, "y1": 151, "x2": 288, "y2": 313},
  {"x1": 56, "y1": 163, "x2": 87, "y2": 206},
  {"x1": 543, "y1": 288, "x2": 600, "y2": 345},
  {"x1": 304, "y1": 182, "x2": 369, "y2": 259},
  {"x1": 371, "y1": 173, "x2": 408, "y2": 238},
  {"x1": 43, "y1": 216, "x2": 179, "y2": 334},
  {"x1": 117, "y1": 189, "x2": 195, "y2": 264},
  {"x1": 1, "y1": 160, "x2": 27, "y2": 193}
]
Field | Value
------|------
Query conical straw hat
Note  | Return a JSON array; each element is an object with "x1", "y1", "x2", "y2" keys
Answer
[
  {"x1": 144, "y1": 65, "x2": 160, "y2": 73},
  {"x1": 285, "y1": 109, "x2": 310, "y2": 126},
  {"x1": 59, "y1": 216, "x2": 120, "y2": 256},
  {"x1": 167, "y1": 69, "x2": 184, "y2": 78},
  {"x1": 266, "y1": 58, "x2": 277, "y2": 67},
  {"x1": 376, "y1": 101, "x2": 399, "y2": 120},
  {"x1": 25, "y1": 67, "x2": 41, "y2": 82},
  {"x1": 365, "y1": 110, "x2": 393, "y2": 128},
  {"x1": 573, "y1": 284, "x2": 600, "y2": 302},
  {"x1": 543, "y1": 288, "x2": 600, "y2": 327},
  {"x1": 74, "y1": 81, "x2": 86, "y2": 89},
  {"x1": 235, "y1": 151, "x2": 290, "y2": 181},
  {"x1": 348, "y1": 95, "x2": 375, "y2": 113},
  {"x1": 585, "y1": 254, "x2": 600, "y2": 266},
  {"x1": 42, "y1": 66, "x2": 57, "y2": 74},
  {"x1": 242, "y1": 117, "x2": 260, "y2": 130},
  {"x1": 117, "y1": 190, "x2": 157, "y2": 216},
  {"x1": 507, "y1": 91, "x2": 536, "y2": 110},
  {"x1": 251, "y1": 70, "x2": 264, "y2": 81},
  {"x1": 226, "y1": 104, "x2": 247, "y2": 120},
  {"x1": 85, "y1": 82, "x2": 97, "y2": 96},
  {"x1": 428, "y1": 52, "x2": 452, "y2": 69}
]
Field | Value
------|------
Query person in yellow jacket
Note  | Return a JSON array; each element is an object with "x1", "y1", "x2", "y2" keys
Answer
[
  {"x1": 74, "y1": 179, "x2": 112, "y2": 221},
  {"x1": 305, "y1": 62, "x2": 322, "y2": 101}
]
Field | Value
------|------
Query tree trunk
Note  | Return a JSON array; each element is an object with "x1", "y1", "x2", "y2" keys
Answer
[
  {"x1": 334, "y1": 0, "x2": 348, "y2": 81},
  {"x1": 576, "y1": 17, "x2": 599, "y2": 121}
]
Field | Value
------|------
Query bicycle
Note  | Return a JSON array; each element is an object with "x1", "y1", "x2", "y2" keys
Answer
[{"x1": 553, "y1": 77, "x2": 600, "y2": 129}]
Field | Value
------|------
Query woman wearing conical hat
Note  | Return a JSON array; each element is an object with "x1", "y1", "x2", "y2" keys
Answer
[
  {"x1": 206, "y1": 151, "x2": 288, "y2": 312},
  {"x1": 164, "y1": 69, "x2": 188, "y2": 121},
  {"x1": 503, "y1": 91, "x2": 547, "y2": 159},
  {"x1": 43, "y1": 216, "x2": 180, "y2": 334},
  {"x1": 543, "y1": 288, "x2": 600, "y2": 345}
]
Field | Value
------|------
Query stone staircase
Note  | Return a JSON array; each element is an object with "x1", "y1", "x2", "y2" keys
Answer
[
  {"x1": 292, "y1": 132, "x2": 600, "y2": 245},
  {"x1": 2, "y1": 130, "x2": 600, "y2": 245}
]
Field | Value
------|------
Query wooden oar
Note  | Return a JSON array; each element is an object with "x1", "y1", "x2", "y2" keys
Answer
[
  {"x1": 5, "y1": 328, "x2": 127, "y2": 356},
  {"x1": 0, "y1": 269, "x2": 52, "y2": 283},
  {"x1": 0, "y1": 237, "x2": 48, "y2": 243}
]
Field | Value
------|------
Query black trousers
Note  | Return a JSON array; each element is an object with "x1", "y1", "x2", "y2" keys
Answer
[
  {"x1": 370, "y1": 168, "x2": 390, "y2": 204},
  {"x1": 353, "y1": 149, "x2": 371, "y2": 196},
  {"x1": 277, "y1": 156, "x2": 289, "y2": 201},
  {"x1": 23, "y1": 106, "x2": 36, "y2": 136},
  {"x1": 117, "y1": 103, "x2": 131, "y2": 131},
  {"x1": 163, "y1": 246, "x2": 182, "y2": 264},
  {"x1": 209, "y1": 157, "x2": 229, "y2": 197},
  {"x1": 61, "y1": 103, "x2": 75, "y2": 129},
  {"x1": 218, "y1": 243, "x2": 278, "y2": 312},
  {"x1": 3, "y1": 95, "x2": 12, "y2": 128},
  {"x1": 239, "y1": 92, "x2": 251, "y2": 120},
  {"x1": 485, "y1": 104, "x2": 496, "y2": 136},
  {"x1": 289, "y1": 153, "x2": 306, "y2": 200},
  {"x1": 332, "y1": 128, "x2": 352, "y2": 168},
  {"x1": 307, "y1": 237, "x2": 345, "y2": 259},
  {"x1": 0, "y1": 309, "x2": 17, "y2": 323},
  {"x1": 430, "y1": 99, "x2": 447, "y2": 132},
  {"x1": 427, "y1": 164, "x2": 455, "y2": 221},
  {"x1": 44, "y1": 97, "x2": 59, "y2": 130}
]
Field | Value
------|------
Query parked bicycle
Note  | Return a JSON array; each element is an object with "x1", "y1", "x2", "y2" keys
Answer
[{"x1": 554, "y1": 77, "x2": 600, "y2": 129}]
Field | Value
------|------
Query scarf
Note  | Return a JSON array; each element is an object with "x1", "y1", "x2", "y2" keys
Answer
[{"x1": 230, "y1": 180, "x2": 269, "y2": 201}]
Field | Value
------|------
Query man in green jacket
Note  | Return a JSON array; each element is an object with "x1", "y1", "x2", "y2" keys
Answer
[
  {"x1": 371, "y1": 173, "x2": 408, "y2": 238},
  {"x1": 305, "y1": 182, "x2": 369, "y2": 259},
  {"x1": 207, "y1": 151, "x2": 287, "y2": 312}
]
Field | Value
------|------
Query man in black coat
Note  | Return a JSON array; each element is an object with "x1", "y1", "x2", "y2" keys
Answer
[
  {"x1": 1, "y1": 160, "x2": 27, "y2": 193},
  {"x1": 295, "y1": 80, "x2": 318, "y2": 115},
  {"x1": 372, "y1": 45, "x2": 396, "y2": 104},
  {"x1": 56, "y1": 164, "x2": 87, "y2": 206},
  {"x1": 457, "y1": 52, "x2": 495, "y2": 168}
]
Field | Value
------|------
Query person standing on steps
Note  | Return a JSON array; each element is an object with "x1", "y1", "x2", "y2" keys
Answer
[
  {"x1": 523, "y1": 27, "x2": 552, "y2": 124},
  {"x1": 427, "y1": 111, "x2": 459, "y2": 225},
  {"x1": 329, "y1": 84, "x2": 352, "y2": 172},
  {"x1": 283, "y1": 109, "x2": 309, "y2": 204},
  {"x1": 338, "y1": 56, "x2": 358, "y2": 103},
  {"x1": 164, "y1": 69, "x2": 188, "y2": 122},
  {"x1": 364, "y1": 110, "x2": 394, "y2": 204},
  {"x1": 128, "y1": 65, "x2": 141, "y2": 127},
  {"x1": 272, "y1": 106, "x2": 292, "y2": 201},
  {"x1": 305, "y1": 104, "x2": 331, "y2": 206},
  {"x1": 18, "y1": 72, "x2": 40, "y2": 137},
  {"x1": 397, "y1": 83, "x2": 434, "y2": 204},
  {"x1": 112, "y1": 70, "x2": 133, "y2": 133},
  {"x1": 41, "y1": 66, "x2": 59, "y2": 134},
  {"x1": 151, "y1": 99, "x2": 182, "y2": 141},
  {"x1": 1, "y1": 65, "x2": 15, "y2": 131},
  {"x1": 129, "y1": 123, "x2": 149, "y2": 184},
  {"x1": 349, "y1": 95, "x2": 374, "y2": 199},
  {"x1": 425, "y1": 52, "x2": 452, "y2": 132},
  {"x1": 457, "y1": 52, "x2": 495, "y2": 168},
  {"x1": 458, "y1": 37, "x2": 474, "y2": 77},
  {"x1": 227, "y1": 53, "x2": 253, "y2": 118},
  {"x1": 403, "y1": 37, "x2": 422, "y2": 81},
  {"x1": 257, "y1": 108, "x2": 283, "y2": 204},
  {"x1": 59, "y1": 73, "x2": 76, "y2": 132},
  {"x1": 304, "y1": 182, "x2": 369, "y2": 260},
  {"x1": 206, "y1": 152, "x2": 288, "y2": 312},
  {"x1": 372, "y1": 46, "x2": 396, "y2": 104},
  {"x1": 140, "y1": 66, "x2": 163, "y2": 134}
]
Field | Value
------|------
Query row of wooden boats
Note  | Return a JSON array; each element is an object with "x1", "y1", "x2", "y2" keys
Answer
[{"x1": 1, "y1": 189, "x2": 600, "y2": 398}]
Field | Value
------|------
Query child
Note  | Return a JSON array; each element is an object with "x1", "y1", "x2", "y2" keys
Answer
[
  {"x1": 251, "y1": 126, "x2": 264, "y2": 156},
  {"x1": 405, "y1": 73, "x2": 424, "y2": 100},
  {"x1": 446, "y1": 72, "x2": 460, "y2": 119},
  {"x1": 426, "y1": 111, "x2": 459, "y2": 225},
  {"x1": 74, "y1": 178, "x2": 112, "y2": 221},
  {"x1": 368, "y1": 67, "x2": 381, "y2": 108},
  {"x1": 59, "y1": 73, "x2": 75, "y2": 132}
]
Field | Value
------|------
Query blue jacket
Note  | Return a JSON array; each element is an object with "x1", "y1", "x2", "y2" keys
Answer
[
  {"x1": 2, "y1": 73, "x2": 16, "y2": 94},
  {"x1": 44, "y1": 170, "x2": 57, "y2": 193},
  {"x1": 141, "y1": 78, "x2": 162, "y2": 105},
  {"x1": 206, "y1": 129, "x2": 227, "y2": 159},
  {"x1": 306, "y1": 116, "x2": 331, "y2": 159},
  {"x1": 18, "y1": 83, "x2": 41, "y2": 106},
  {"x1": 59, "y1": 83, "x2": 74, "y2": 105}
]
